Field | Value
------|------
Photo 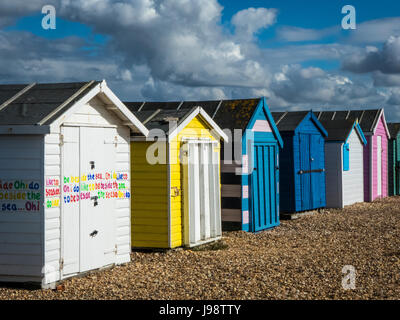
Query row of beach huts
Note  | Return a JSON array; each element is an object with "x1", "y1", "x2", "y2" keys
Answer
[{"x1": 0, "y1": 80, "x2": 399, "y2": 288}]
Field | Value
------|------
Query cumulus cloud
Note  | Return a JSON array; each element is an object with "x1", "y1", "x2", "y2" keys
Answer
[
  {"x1": 373, "y1": 71, "x2": 400, "y2": 87},
  {"x1": 343, "y1": 36, "x2": 400, "y2": 74},
  {"x1": 348, "y1": 17, "x2": 400, "y2": 44},
  {"x1": 277, "y1": 26, "x2": 339, "y2": 42},
  {"x1": 55, "y1": 0, "x2": 274, "y2": 89},
  {"x1": 270, "y1": 64, "x2": 381, "y2": 105},
  {"x1": 0, "y1": 0, "x2": 53, "y2": 27},
  {"x1": 231, "y1": 7, "x2": 277, "y2": 38},
  {"x1": 387, "y1": 88, "x2": 400, "y2": 105},
  {"x1": 0, "y1": 0, "x2": 399, "y2": 120}
]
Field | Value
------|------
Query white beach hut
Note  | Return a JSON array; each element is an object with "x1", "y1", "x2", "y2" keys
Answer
[
  {"x1": 320, "y1": 119, "x2": 367, "y2": 208},
  {"x1": 0, "y1": 80, "x2": 148, "y2": 288}
]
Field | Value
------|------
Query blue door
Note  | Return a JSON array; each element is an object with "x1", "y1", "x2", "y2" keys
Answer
[
  {"x1": 250, "y1": 143, "x2": 279, "y2": 232},
  {"x1": 310, "y1": 134, "x2": 326, "y2": 208},
  {"x1": 299, "y1": 134, "x2": 311, "y2": 211},
  {"x1": 299, "y1": 134, "x2": 325, "y2": 211}
]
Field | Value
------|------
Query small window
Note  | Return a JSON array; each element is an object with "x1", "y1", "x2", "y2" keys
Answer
[{"x1": 343, "y1": 143, "x2": 350, "y2": 171}]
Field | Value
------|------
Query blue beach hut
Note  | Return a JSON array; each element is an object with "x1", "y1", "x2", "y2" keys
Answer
[{"x1": 272, "y1": 111, "x2": 328, "y2": 213}]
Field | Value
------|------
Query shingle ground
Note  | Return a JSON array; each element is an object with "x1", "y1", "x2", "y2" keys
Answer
[{"x1": 1, "y1": 197, "x2": 399, "y2": 300}]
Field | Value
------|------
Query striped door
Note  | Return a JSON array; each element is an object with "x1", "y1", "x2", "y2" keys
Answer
[{"x1": 251, "y1": 143, "x2": 278, "y2": 232}]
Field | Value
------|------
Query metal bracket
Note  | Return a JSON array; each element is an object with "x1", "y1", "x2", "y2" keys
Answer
[{"x1": 171, "y1": 187, "x2": 180, "y2": 197}]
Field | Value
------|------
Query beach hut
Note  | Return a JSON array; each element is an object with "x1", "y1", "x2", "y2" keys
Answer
[
  {"x1": 127, "y1": 105, "x2": 228, "y2": 248},
  {"x1": 271, "y1": 111, "x2": 328, "y2": 213},
  {"x1": 319, "y1": 120, "x2": 367, "y2": 208},
  {"x1": 316, "y1": 109, "x2": 390, "y2": 202},
  {"x1": 126, "y1": 98, "x2": 283, "y2": 233},
  {"x1": 0, "y1": 80, "x2": 148, "y2": 288},
  {"x1": 387, "y1": 123, "x2": 400, "y2": 196}
]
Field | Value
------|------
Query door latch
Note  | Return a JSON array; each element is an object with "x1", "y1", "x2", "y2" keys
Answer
[
  {"x1": 91, "y1": 196, "x2": 98, "y2": 206},
  {"x1": 90, "y1": 230, "x2": 98, "y2": 237}
]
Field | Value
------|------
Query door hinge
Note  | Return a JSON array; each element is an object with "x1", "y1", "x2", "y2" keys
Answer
[
  {"x1": 114, "y1": 244, "x2": 118, "y2": 254},
  {"x1": 59, "y1": 134, "x2": 64, "y2": 146},
  {"x1": 60, "y1": 258, "x2": 64, "y2": 270}
]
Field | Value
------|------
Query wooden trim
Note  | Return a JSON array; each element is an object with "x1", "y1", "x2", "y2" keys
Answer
[
  {"x1": 38, "y1": 81, "x2": 95, "y2": 125},
  {"x1": 0, "y1": 83, "x2": 36, "y2": 113}
]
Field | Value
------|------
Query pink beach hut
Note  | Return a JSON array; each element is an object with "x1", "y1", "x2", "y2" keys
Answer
[{"x1": 315, "y1": 109, "x2": 390, "y2": 202}]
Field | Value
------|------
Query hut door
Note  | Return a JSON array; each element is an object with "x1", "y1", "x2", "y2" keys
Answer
[
  {"x1": 251, "y1": 143, "x2": 278, "y2": 232},
  {"x1": 377, "y1": 136, "x2": 382, "y2": 196},
  {"x1": 184, "y1": 141, "x2": 221, "y2": 246},
  {"x1": 80, "y1": 127, "x2": 116, "y2": 272},
  {"x1": 299, "y1": 134, "x2": 312, "y2": 211},
  {"x1": 62, "y1": 126, "x2": 117, "y2": 276},
  {"x1": 61, "y1": 126, "x2": 80, "y2": 276},
  {"x1": 310, "y1": 135, "x2": 325, "y2": 208}
]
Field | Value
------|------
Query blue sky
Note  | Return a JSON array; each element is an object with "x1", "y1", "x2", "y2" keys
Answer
[{"x1": 1, "y1": 0, "x2": 400, "y2": 120}]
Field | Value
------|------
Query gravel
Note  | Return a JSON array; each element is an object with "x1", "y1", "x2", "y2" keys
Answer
[{"x1": 1, "y1": 197, "x2": 399, "y2": 300}]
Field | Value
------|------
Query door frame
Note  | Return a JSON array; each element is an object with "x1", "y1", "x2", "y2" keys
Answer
[
  {"x1": 249, "y1": 141, "x2": 278, "y2": 232},
  {"x1": 182, "y1": 138, "x2": 221, "y2": 247}
]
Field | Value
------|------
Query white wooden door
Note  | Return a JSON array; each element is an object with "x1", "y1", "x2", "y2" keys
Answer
[
  {"x1": 377, "y1": 136, "x2": 382, "y2": 196},
  {"x1": 184, "y1": 141, "x2": 221, "y2": 246},
  {"x1": 79, "y1": 127, "x2": 107, "y2": 272},
  {"x1": 61, "y1": 126, "x2": 80, "y2": 276}
]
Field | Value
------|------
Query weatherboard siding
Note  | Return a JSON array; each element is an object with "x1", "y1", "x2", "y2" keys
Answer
[
  {"x1": 131, "y1": 142, "x2": 169, "y2": 248},
  {"x1": 43, "y1": 133, "x2": 62, "y2": 284},
  {"x1": 0, "y1": 135, "x2": 44, "y2": 281}
]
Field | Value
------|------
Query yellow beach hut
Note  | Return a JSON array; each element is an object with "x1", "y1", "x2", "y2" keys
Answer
[{"x1": 127, "y1": 104, "x2": 228, "y2": 248}]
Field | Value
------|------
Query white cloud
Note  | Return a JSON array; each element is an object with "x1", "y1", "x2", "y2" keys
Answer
[
  {"x1": 1, "y1": 0, "x2": 399, "y2": 120},
  {"x1": 348, "y1": 17, "x2": 400, "y2": 44},
  {"x1": 277, "y1": 26, "x2": 339, "y2": 42},
  {"x1": 231, "y1": 7, "x2": 277, "y2": 38}
]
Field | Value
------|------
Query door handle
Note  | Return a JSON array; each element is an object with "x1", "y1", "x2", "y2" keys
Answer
[
  {"x1": 90, "y1": 230, "x2": 98, "y2": 237},
  {"x1": 91, "y1": 196, "x2": 98, "y2": 206}
]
